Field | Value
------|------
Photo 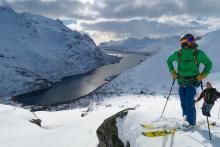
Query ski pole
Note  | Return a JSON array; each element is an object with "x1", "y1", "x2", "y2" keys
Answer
[
  {"x1": 201, "y1": 81, "x2": 212, "y2": 140},
  {"x1": 161, "y1": 79, "x2": 175, "y2": 118},
  {"x1": 216, "y1": 99, "x2": 220, "y2": 119},
  {"x1": 207, "y1": 117, "x2": 212, "y2": 140},
  {"x1": 218, "y1": 104, "x2": 220, "y2": 119},
  {"x1": 200, "y1": 81, "x2": 204, "y2": 90}
]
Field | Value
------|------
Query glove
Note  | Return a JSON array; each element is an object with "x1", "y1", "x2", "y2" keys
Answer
[
  {"x1": 197, "y1": 73, "x2": 207, "y2": 81},
  {"x1": 170, "y1": 70, "x2": 177, "y2": 80}
]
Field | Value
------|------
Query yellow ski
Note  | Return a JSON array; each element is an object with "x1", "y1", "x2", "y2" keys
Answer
[{"x1": 141, "y1": 128, "x2": 176, "y2": 137}]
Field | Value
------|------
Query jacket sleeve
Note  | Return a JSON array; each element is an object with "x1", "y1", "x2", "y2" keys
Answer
[
  {"x1": 198, "y1": 50, "x2": 212, "y2": 75},
  {"x1": 215, "y1": 89, "x2": 220, "y2": 98},
  {"x1": 167, "y1": 51, "x2": 178, "y2": 72},
  {"x1": 197, "y1": 90, "x2": 205, "y2": 101}
]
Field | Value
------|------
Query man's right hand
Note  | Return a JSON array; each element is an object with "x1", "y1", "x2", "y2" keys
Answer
[{"x1": 171, "y1": 70, "x2": 177, "y2": 80}]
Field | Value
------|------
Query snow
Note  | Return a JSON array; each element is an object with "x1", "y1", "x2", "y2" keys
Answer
[
  {"x1": 1, "y1": 95, "x2": 220, "y2": 147},
  {"x1": 116, "y1": 95, "x2": 220, "y2": 147},
  {"x1": 0, "y1": 99, "x2": 122, "y2": 147},
  {"x1": 0, "y1": 6, "x2": 117, "y2": 98}
]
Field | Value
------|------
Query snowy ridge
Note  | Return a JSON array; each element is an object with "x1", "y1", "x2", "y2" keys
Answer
[
  {"x1": 99, "y1": 36, "x2": 179, "y2": 53},
  {"x1": 0, "y1": 6, "x2": 117, "y2": 98}
]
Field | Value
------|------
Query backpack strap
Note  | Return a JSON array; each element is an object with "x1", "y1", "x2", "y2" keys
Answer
[
  {"x1": 177, "y1": 49, "x2": 182, "y2": 67},
  {"x1": 178, "y1": 48, "x2": 199, "y2": 67},
  {"x1": 193, "y1": 48, "x2": 199, "y2": 67}
]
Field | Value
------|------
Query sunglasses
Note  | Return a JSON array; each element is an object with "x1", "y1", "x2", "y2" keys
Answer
[{"x1": 187, "y1": 37, "x2": 195, "y2": 43}]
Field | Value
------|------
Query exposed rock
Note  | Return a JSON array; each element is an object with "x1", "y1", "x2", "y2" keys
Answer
[
  {"x1": 29, "y1": 118, "x2": 42, "y2": 127},
  {"x1": 96, "y1": 108, "x2": 135, "y2": 147},
  {"x1": 81, "y1": 112, "x2": 88, "y2": 117}
]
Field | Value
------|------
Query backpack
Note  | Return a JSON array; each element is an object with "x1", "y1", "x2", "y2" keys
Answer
[
  {"x1": 177, "y1": 48, "x2": 199, "y2": 67},
  {"x1": 203, "y1": 88, "x2": 219, "y2": 104}
]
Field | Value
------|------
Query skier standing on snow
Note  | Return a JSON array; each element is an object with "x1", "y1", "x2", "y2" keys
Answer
[
  {"x1": 167, "y1": 34, "x2": 212, "y2": 127},
  {"x1": 195, "y1": 82, "x2": 220, "y2": 117}
]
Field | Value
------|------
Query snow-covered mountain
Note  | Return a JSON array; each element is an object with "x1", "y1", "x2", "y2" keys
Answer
[
  {"x1": 99, "y1": 36, "x2": 179, "y2": 53},
  {"x1": 0, "y1": 6, "x2": 118, "y2": 98}
]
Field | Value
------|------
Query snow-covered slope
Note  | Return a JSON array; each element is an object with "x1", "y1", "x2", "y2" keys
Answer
[
  {"x1": 96, "y1": 30, "x2": 220, "y2": 96},
  {"x1": 116, "y1": 95, "x2": 220, "y2": 147},
  {"x1": 0, "y1": 100, "x2": 123, "y2": 147},
  {"x1": 99, "y1": 36, "x2": 179, "y2": 53},
  {"x1": 0, "y1": 6, "x2": 117, "y2": 98},
  {"x1": 1, "y1": 95, "x2": 220, "y2": 147},
  {"x1": 199, "y1": 30, "x2": 220, "y2": 73}
]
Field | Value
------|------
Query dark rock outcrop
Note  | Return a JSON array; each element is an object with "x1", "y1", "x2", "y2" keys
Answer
[
  {"x1": 96, "y1": 108, "x2": 135, "y2": 147},
  {"x1": 29, "y1": 118, "x2": 42, "y2": 127}
]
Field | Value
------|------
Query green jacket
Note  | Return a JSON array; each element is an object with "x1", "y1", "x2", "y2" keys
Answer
[{"x1": 167, "y1": 46, "x2": 212, "y2": 85}]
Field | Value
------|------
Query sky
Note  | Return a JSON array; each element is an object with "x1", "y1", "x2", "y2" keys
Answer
[{"x1": 1, "y1": 0, "x2": 220, "y2": 44}]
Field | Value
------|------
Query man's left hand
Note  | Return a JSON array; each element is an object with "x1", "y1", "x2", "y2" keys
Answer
[{"x1": 197, "y1": 73, "x2": 207, "y2": 81}]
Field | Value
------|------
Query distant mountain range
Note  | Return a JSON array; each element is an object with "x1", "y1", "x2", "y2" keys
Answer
[{"x1": 99, "y1": 36, "x2": 180, "y2": 53}]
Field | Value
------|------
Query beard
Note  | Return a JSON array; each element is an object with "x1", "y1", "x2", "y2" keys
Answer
[{"x1": 187, "y1": 43, "x2": 197, "y2": 49}]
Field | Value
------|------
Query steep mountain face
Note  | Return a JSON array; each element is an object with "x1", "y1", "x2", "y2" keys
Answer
[
  {"x1": 0, "y1": 6, "x2": 118, "y2": 98},
  {"x1": 199, "y1": 29, "x2": 220, "y2": 73},
  {"x1": 98, "y1": 36, "x2": 179, "y2": 53}
]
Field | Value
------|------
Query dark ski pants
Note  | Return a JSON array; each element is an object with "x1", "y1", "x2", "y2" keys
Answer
[
  {"x1": 202, "y1": 103, "x2": 214, "y2": 117},
  {"x1": 179, "y1": 85, "x2": 196, "y2": 125}
]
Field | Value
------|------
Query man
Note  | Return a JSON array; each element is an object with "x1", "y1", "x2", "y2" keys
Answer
[
  {"x1": 167, "y1": 34, "x2": 212, "y2": 127},
  {"x1": 195, "y1": 82, "x2": 220, "y2": 117}
]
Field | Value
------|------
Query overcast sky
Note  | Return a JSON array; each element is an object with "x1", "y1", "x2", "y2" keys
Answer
[{"x1": 1, "y1": 0, "x2": 220, "y2": 44}]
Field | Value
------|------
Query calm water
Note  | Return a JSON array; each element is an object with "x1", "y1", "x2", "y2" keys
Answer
[{"x1": 16, "y1": 50, "x2": 146, "y2": 106}]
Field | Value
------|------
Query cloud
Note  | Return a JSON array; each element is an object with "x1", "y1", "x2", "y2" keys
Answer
[
  {"x1": 80, "y1": 17, "x2": 207, "y2": 39},
  {"x1": 91, "y1": 0, "x2": 220, "y2": 19},
  {"x1": 0, "y1": 0, "x2": 98, "y2": 19},
  {"x1": 92, "y1": 0, "x2": 184, "y2": 19},
  {"x1": 1, "y1": 0, "x2": 220, "y2": 43},
  {"x1": 3, "y1": 0, "x2": 220, "y2": 20}
]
